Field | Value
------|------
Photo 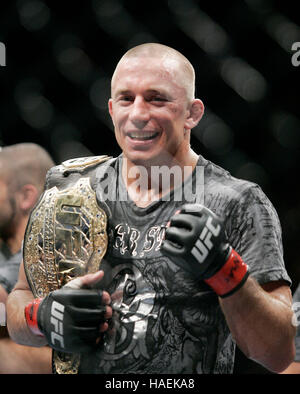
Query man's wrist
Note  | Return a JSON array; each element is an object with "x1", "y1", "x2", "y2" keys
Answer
[
  {"x1": 204, "y1": 248, "x2": 249, "y2": 297},
  {"x1": 24, "y1": 298, "x2": 45, "y2": 337}
]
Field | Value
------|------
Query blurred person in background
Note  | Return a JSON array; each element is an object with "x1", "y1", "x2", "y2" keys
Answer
[{"x1": 0, "y1": 143, "x2": 54, "y2": 373}]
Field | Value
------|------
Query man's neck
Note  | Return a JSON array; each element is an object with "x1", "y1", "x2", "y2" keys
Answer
[{"x1": 122, "y1": 149, "x2": 199, "y2": 208}]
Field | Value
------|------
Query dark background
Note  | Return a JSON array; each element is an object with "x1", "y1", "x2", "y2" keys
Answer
[{"x1": 0, "y1": 0, "x2": 299, "y2": 373}]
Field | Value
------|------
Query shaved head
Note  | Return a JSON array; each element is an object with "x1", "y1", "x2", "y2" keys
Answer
[
  {"x1": 111, "y1": 43, "x2": 196, "y2": 102},
  {"x1": 0, "y1": 143, "x2": 54, "y2": 193}
]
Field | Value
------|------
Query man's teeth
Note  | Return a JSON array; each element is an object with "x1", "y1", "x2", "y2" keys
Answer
[{"x1": 129, "y1": 132, "x2": 159, "y2": 140}]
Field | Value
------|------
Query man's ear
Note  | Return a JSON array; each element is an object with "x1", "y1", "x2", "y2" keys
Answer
[
  {"x1": 108, "y1": 98, "x2": 114, "y2": 120},
  {"x1": 184, "y1": 99, "x2": 205, "y2": 130},
  {"x1": 17, "y1": 184, "x2": 39, "y2": 213}
]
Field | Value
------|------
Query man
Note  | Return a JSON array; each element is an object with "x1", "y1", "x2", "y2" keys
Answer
[
  {"x1": 0, "y1": 143, "x2": 54, "y2": 373},
  {"x1": 6, "y1": 44, "x2": 295, "y2": 374}
]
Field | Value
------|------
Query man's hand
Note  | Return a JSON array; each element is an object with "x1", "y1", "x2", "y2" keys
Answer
[
  {"x1": 161, "y1": 204, "x2": 249, "y2": 297},
  {"x1": 24, "y1": 271, "x2": 112, "y2": 353}
]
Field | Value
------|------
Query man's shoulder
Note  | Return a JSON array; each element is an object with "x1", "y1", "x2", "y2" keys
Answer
[
  {"x1": 60, "y1": 155, "x2": 113, "y2": 171},
  {"x1": 198, "y1": 156, "x2": 272, "y2": 221},
  {"x1": 201, "y1": 156, "x2": 260, "y2": 201},
  {"x1": 45, "y1": 154, "x2": 117, "y2": 190}
]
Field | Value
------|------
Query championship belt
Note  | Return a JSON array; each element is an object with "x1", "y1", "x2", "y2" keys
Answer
[{"x1": 23, "y1": 156, "x2": 110, "y2": 374}]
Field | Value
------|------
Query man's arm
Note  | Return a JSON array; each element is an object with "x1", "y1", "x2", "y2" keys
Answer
[
  {"x1": 161, "y1": 203, "x2": 296, "y2": 373},
  {"x1": 220, "y1": 279, "x2": 295, "y2": 373},
  {"x1": 281, "y1": 362, "x2": 300, "y2": 374},
  {"x1": 0, "y1": 337, "x2": 52, "y2": 374},
  {"x1": 6, "y1": 260, "x2": 48, "y2": 347},
  {"x1": 1, "y1": 268, "x2": 52, "y2": 373},
  {"x1": 7, "y1": 259, "x2": 112, "y2": 353}
]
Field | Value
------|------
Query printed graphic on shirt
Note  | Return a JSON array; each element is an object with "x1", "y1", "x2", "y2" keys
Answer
[
  {"x1": 96, "y1": 257, "x2": 225, "y2": 374},
  {"x1": 112, "y1": 223, "x2": 166, "y2": 258},
  {"x1": 100, "y1": 263, "x2": 157, "y2": 362}
]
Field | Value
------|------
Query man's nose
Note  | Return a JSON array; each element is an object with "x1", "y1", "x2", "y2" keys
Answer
[{"x1": 129, "y1": 97, "x2": 150, "y2": 129}]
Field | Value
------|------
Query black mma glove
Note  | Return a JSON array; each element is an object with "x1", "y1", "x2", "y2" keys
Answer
[
  {"x1": 161, "y1": 204, "x2": 249, "y2": 297},
  {"x1": 25, "y1": 287, "x2": 107, "y2": 353}
]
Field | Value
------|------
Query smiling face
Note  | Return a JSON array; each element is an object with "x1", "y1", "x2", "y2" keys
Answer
[{"x1": 108, "y1": 49, "x2": 204, "y2": 168}]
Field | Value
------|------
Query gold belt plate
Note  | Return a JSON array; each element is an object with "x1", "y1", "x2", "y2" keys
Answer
[{"x1": 23, "y1": 177, "x2": 108, "y2": 374}]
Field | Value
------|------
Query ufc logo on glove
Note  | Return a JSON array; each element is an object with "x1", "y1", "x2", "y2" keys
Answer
[
  {"x1": 50, "y1": 301, "x2": 65, "y2": 349},
  {"x1": 161, "y1": 204, "x2": 249, "y2": 298},
  {"x1": 192, "y1": 215, "x2": 221, "y2": 263}
]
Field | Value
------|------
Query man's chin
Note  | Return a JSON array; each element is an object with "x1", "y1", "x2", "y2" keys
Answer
[
  {"x1": 127, "y1": 158, "x2": 161, "y2": 170},
  {"x1": 124, "y1": 150, "x2": 174, "y2": 168}
]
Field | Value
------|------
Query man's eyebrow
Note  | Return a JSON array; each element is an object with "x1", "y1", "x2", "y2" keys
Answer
[
  {"x1": 146, "y1": 89, "x2": 170, "y2": 97},
  {"x1": 113, "y1": 89, "x2": 132, "y2": 97}
]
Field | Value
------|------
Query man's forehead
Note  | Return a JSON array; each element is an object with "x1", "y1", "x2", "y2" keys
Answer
[
  {"x1": 112, "y1": 56, "x2": 187, "y2": 92},
  {"x1": 116, "y1": 55, "x2": 183, "y2": 75}
]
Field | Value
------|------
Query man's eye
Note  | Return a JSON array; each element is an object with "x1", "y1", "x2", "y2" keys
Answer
[{"x1": 151, "y1": 97, "x2": 167, "y2": 102}]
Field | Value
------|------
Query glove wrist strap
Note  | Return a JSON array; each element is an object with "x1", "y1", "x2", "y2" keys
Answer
[
  {"x1": 204, "y1": 248, "x2": 249, "y2": 297},
  {"x1": 25, "y1": 298, "x2": 44, "y2": 337}
]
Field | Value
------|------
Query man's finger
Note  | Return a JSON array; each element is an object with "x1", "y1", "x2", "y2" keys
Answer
[{"x1": 64, "y1": 270, "x2": 104, "y2": 290}]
